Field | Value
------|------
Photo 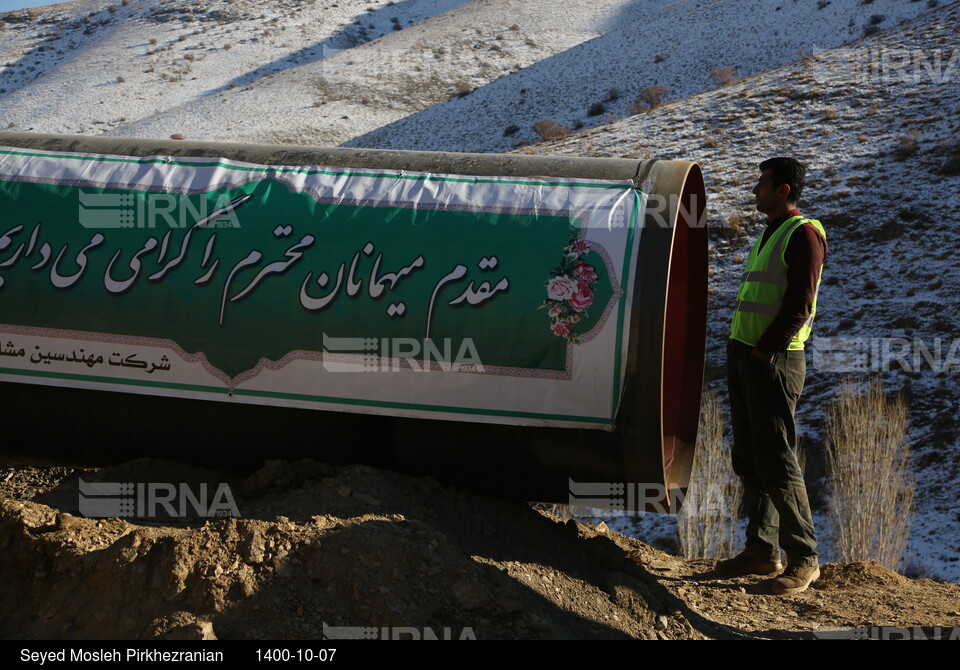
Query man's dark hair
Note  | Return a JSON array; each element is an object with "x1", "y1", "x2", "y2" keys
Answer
[{"x1": 759, "y1": 157, "x2": 806, "y2": 205}]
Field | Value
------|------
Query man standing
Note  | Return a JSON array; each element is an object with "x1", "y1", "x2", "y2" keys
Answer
[{"x1": 718, "y1": 157, "x2": 827, "y2": 595}]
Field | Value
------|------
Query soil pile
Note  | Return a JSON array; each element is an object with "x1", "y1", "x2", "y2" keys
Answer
[{"x1": 1, "y1": 460, "x2": 957, "y2": 640}]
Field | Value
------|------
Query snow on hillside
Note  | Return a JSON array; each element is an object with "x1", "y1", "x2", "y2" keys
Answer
[
  {"x1": 351, "y1": 0, "x2": 946, "y2": 152},
  {"x1": 1, "y1": 0, "x2": 958, "y2": 581},
  {"x1": 1, "y1": 0, "x2": 672, "y2": 142},
  {"x1": 1, "y1": 0, "x2": 474, "y2": 136}
]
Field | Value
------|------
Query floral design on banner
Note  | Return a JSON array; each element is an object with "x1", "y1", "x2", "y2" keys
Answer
[{"x1": 542, "y1": 230, "x2": 601, "y2": 343}]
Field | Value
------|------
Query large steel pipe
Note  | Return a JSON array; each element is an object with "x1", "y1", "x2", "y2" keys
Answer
[{"x1": 0, "y1": 132, "x2": 705, "y2": 508}]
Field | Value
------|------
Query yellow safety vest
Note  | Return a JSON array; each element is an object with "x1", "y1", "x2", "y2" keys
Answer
[{"x1": 729, "y1": 216, "x2": 826, "y2": 350}]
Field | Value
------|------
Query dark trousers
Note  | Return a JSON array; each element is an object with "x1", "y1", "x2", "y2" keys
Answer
[{"x1": 726, "y1": 340, "x2": 818, "y2": 567}]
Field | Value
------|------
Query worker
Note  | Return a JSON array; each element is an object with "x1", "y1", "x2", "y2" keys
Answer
[{"x1": 717, "y1": 157, "x2": 827, "y2": 595}]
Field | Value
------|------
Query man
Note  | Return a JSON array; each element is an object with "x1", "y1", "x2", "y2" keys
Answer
[{"x1": 718, "y1": 157, "x2": 827, "y2": 595}]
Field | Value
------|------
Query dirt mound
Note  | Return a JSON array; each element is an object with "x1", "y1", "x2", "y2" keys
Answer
[
  {"x1": 0, "y1": 460, "x2": 704, "y2": 640},
  {"x1": 1, "y1": 459, "x2": 958, "y2": 640},
  {"x1": 815, "y1": 561, "x2": 913, "y2": 590}
]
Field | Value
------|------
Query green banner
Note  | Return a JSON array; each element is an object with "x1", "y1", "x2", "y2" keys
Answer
[{"x1": 0, "y1": 147, "x2": 642, "y2": 428}]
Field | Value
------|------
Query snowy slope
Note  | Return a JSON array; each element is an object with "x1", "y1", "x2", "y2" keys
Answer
[
  {"x1": 1, "y1": 0, "x2": 474, "y2": 135},
  {"x1": 1, "y1": 0, "x2": 673, "y2": 142},
  {"x1": 109, "y1": 0, "x2": 672, "y2": 144},
  {"x1": 350, "y1": 0, "x2": 945, "y2": 152}
]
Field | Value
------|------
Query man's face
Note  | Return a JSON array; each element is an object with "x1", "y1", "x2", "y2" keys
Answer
[{"x1": 752, "y1": 168, "x2": 788, "y2": 216}]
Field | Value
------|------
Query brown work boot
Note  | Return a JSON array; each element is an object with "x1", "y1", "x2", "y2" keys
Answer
[
  {"x1": 771, "y1": 564, "x2": 820, "y2": 595},
  {"x1": 714, "y1": 552, "x2": 783, "y2": 577}
]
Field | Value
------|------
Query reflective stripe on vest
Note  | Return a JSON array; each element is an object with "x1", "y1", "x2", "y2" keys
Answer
[{"x1": 729, "y1": 216, "x2": 826, "y2": 350}]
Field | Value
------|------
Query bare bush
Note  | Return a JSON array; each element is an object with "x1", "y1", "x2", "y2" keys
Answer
[
  {"x1": 677, "y1": 391, "x2": 743, "y2": 560},
  {"x1": 824, "y1": 377, "x2": 914, "y2": 572},
  {"x1": 710, "y1": 66, "x2": 737, "y2": 87},
  {"x1": 894, "y1": 131, "x2": 921, "y2": 160},
  {"x1": 531, "y1": 119, "x2": 568, "y2": 142},
  {"x1": 628, "y1": 84, "x2": 669, "y2": 114},
  {"x1": 719, "y1": 212, "x2": 751, "y2": 243}
]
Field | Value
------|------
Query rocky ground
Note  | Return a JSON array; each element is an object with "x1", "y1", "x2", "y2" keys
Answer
[{"x1": 2, "y1": 459, "x2": 958, "y2": 640}]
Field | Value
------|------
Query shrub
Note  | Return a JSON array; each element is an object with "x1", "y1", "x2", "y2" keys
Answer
[
  {"x1": 628, "y1": 84, "x2": 669, "y2": 113},
  {"x1": 170, "y1": 133, "x2": 185, "y2": 140},
  {"x1": 587, "y1": 102, "x2": 605, "y2": 117},
  {"x1": 894, "y1": 131, "x2": 920, "y2": 160},
  {"x1": 677, "y1": 391, "x2": 743, "y2": 560},
  {"x1": 710, "y1": 66, "x2": 737, "y2": 87},
  {"x1": 720, "y1": 212, "x2": 750, "y2": 242},
  {"x1": 824, "y1": 377, "x2": 913, "y2": 572},
  {"x1": 531, "y1": 119, "x2": 568, "y2": 142}
]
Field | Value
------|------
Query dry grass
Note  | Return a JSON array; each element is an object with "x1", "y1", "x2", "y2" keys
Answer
[
  {"x1": 710, "y1": 66, "x2": 737, "y2": 87},
  {"x1": 824, "y1": 377, "x2": 914, "y2": 572},
  {"x1": 677, "y1": 391, "x2": 743, "y2": 560},
  {"x1": 531, "y1": 119, "x2": 568, "y2": 142},
  {"x1": 894, "y1": 131, "x2": 921, "y2": 160},
  {"x1": 628, "y1": 84, "x2": 669, "y2": 114}
]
